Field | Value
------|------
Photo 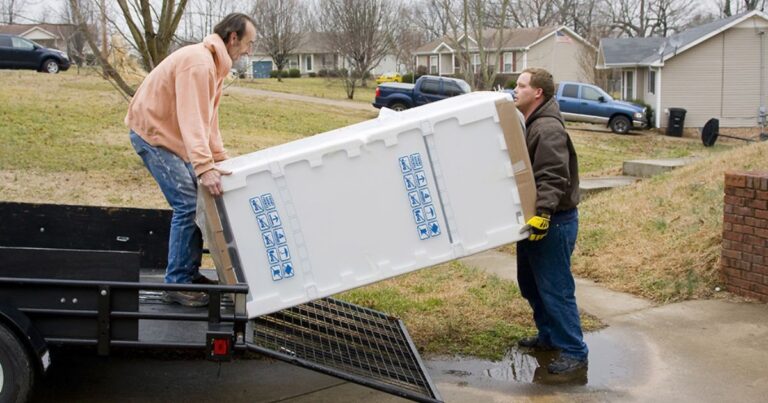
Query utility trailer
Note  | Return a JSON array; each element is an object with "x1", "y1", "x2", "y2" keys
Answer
[{"x1": 0, "y1": 201, "x2": 442, "y2": 403}]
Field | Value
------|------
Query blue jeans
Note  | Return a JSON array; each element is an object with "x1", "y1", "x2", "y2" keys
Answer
[
  {"x1": 517, "y1": 208, "x2": 588, "y2": 360},
  {"x1": 129, "y1": 130, "x2": 203, "y2": 284}
]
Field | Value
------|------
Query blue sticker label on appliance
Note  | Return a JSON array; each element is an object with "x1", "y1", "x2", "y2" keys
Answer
[
  {"x1": 424, "y1": 204, "x2": 437, "y2": 220},
  {"x1": 408, "y1": 191, "x2": 421, "y2": 207},
  {"x1": 261, "y1": 193, "x2": 276, "y2": 210},
  {"x1": 267, "y1": 248, "x2": 280, "y2": 264},
  {"x1": 398, "y1": 153, "x2": 441, "y2": 241},
  {"x1": 256, "y1": 214, "x2": 271, "y2": 231},
  {"x1": 417, "y1": 224, "x2": 430, "y2": 240},
  {"x1": 250, "y1": 197, "x2": 264, "y2": 214},
  {"x1": 413, "y1": 208, "x2": 425, "y2": 224},
  {"x1": 429, "y1": 221, "x2": 441, "y2": 236},
  {"x1": 282, "y1": 262, "x2": 295, "y2": 278},
  {"x1": 399, "y1": 156, "x2": 412, "y2": 173},
  {"x1": 403, "y1": 174, "x2": 416, "y2": 191},
  {"x1": 268, "y1": 211, "x2": 281, "y2": 227},
  {"x1": 274, "y1": 228, "x2": 287, "y2": 245},
  {"x1": 262, "y1": 230, "x2": 275, "y2": 248},
  {"x1": 415, "y1": 171, "x2": 427, "y2": 187},
  {"x1": 271, "y1": 265, "x2": 283, "y2": 281},
  {"x1": 278, "y1": 245, "x2": 291, "y2": 261},
  {"x1": 419, "y1": 188, "x2": 432, "y2": 204},
  {"x1": 410, "y1": 153, "x2": 423, "y2": 170}
]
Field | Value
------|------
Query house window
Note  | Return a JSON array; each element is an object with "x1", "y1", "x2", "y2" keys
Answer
[
  {"x1": 503, "y1": 52, "x2": 513, "y2": 73},
  {"x1": 306, "y1": 55, "x2": 312, "y2": 71},
  {"x1": 472, "y1": 54, "x2": 480, "y2": 73},
  {"x1": 430, "y1": 55, "x2": 438, "y2": 74},
  {"x1": 649, "y1": 70, "x2": 656, "y2": 94},
  {"x1": 623, "y1": 71, "x2": 634, "y2": 100}
]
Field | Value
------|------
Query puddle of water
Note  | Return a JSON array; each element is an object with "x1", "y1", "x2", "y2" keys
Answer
[{"x1": 427, "y1": 329, "x2": 646, "y2": 389}]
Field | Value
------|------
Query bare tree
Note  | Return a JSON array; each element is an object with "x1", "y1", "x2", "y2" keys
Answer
[
  {"x1": 60, "y1": 0, "x2": 94, "y2": 69},
  {"x1": 68, "y1": 0, "x2": 135, "y2": 99},
  {"x1": 411, "y1": 0, "x2": 452, "y2": 40},
  {"x1": 319, "y1": 0, "x2": 399, "y2": 99},
  {"x1": 0, "y1": 0, "x2": 28, "y2": 23},
  {"x1": 178, "y1": 0, "x2": 240, "y2": 42},
  {"x1": 252, "y1": 0, "x2": 305, "y2": 82},
  {"x1": 114, "y1": 0, "x2": 188, "y2": 71},
  {"x1": 441, "y1": 0, "x2": 511, "y2": 90}
]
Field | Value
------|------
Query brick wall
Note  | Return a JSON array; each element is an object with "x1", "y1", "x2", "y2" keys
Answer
[{"x1": 722, "y1": 171, "x2": 768, "y2": 301}]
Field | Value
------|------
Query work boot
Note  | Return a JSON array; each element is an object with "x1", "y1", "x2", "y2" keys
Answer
[
  {"x1": 162, "y1": 291, "x2": 209, "y2": 307},
  {"x1": 517, "y1": 336, "x2": 558, "y2": 351},
  {"x1": 192, "y1": 274, "x2": 218, "y2": 285},
  {"x1": 547, "y1": 355, "x2": 588, "y2": 374}
]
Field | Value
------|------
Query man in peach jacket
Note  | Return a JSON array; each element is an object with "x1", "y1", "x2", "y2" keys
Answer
[{"x1": 125, "y1": 13, "x2": 256, "y2": 307}]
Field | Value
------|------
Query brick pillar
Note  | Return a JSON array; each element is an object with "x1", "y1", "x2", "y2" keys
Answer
[{"x1": 721, "y1": 171, "x2": 768, "y2": 301}]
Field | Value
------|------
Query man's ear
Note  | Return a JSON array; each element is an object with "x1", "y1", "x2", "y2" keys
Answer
[
  {"x1": 228, "y1": 32, "x2": 237, "y2": 45},
  {"x1": 534, "y1": 87, "x2": 544, "y2": 100}
]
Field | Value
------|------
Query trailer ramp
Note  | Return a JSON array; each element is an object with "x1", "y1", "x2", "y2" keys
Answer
[{"x1": 248, "y1": 298, "x2": 442, "y2": 403}]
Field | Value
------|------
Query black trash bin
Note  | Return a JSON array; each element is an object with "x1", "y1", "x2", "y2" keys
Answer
[{"x1": 666, "y1": 108, "x2": 686, "y2": 137}]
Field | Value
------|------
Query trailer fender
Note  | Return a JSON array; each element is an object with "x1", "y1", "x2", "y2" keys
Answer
[{"x1": 0, "y1": 301, "x2": 50, "y2": 374}]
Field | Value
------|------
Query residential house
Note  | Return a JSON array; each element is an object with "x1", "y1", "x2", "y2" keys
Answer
[
  {"x1": 598, "y1": 10, "x2": 768, "y2": 128},
  {"x1": 413, "y1": 26, "x2": 594, "y2": 84},
  {"x1": 249, "y1": 32, "x2": 401, "y2": 78},
  {"x1": 0, "y1": 23, "x2": 77, "y2": 51}
]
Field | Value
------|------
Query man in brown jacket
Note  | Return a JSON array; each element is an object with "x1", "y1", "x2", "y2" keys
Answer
[
  {"x1": 125, "y1": 13, "x2": 256, "y2": 307},
  {"x1": 514, "y1": 68, "x2": 588, "y2": 374}
]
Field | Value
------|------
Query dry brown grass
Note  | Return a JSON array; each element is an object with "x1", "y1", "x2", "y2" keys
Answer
[{"x1": 573, "y1": 141, "x2": 768, "y2": 302}]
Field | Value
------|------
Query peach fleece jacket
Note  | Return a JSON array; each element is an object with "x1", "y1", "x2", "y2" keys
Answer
[{"x1": 125, "y1": 34, "x2": 231, "y2": 177}]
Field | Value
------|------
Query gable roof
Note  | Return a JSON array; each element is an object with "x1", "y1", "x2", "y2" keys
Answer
[
  {"x1": 599, "y1": 10, "x2": 767, "y2": 67},
  {"x1": 0, "y1": 23, "x2": 77, "y2": 39},
  {"x1": 414, "y1": 26, "x2": 591, "y2": 54}
]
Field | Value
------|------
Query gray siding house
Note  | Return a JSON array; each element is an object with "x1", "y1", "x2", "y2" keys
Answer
[
  {"x1": 598, "y1": 10, "x2": 768, "y2": 128},
  {"x1": 413, "y1": 26, "x2": 594, "y2": 83},
  {"x1": 250, "y1": 33, "x2": 399, "y2": 78}
]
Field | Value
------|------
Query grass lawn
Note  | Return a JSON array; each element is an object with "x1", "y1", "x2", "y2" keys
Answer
[
  {"x1": 235, "y1": 76, "x2": 377, "y2": 104},
  {"x1": 0, "y1": 69, "x2": 742, "y2": 359}
]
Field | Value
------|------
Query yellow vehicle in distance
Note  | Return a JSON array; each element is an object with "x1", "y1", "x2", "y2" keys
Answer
[{"x1": 375, "y1": 72, "x2": 402, "y2": 84}]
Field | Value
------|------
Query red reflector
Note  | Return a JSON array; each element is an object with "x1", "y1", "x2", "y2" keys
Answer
[{"x1": 213, "y1": 338, "x2": 230, "y2": 356}]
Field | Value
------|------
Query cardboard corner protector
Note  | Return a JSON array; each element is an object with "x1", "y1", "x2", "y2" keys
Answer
[{"x1": 495, "y1": 98, "x2": 536, "y2": 222}]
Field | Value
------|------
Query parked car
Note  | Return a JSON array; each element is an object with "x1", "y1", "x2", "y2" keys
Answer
[
  {"x1": 373, "y1": 75, "x2": 471, "y2": 111},
  {"x1": 0, "y1": 34, "x2": 71, "y2": 74},
  {"x1": 375, "y1": 72, "x2": 402, "y2": 84},
  {"x1": 555, "y1": 81, "x2": 646, "y2": 134}
]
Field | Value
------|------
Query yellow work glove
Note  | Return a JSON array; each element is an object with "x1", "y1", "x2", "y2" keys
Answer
[{"x1": 521, "y1": 213, "x2": 551, "y2": 241}]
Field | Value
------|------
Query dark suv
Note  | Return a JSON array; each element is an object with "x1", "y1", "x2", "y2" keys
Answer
[{"x1": 0, "y1": 34, "x2": 71, "y2": 73}]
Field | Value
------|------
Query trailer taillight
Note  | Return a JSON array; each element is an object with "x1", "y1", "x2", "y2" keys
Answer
[
  {"x1": 375, "y1": 87, "x2": 380, "y2": 98},
  {"x1": 206, "y1": 325, "x2": 234, "y2": 361}
]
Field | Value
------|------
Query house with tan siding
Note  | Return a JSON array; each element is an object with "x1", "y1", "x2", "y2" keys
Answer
[
  {"x1": 597, "y1": 10, "x2": 768, "y2": 129},
  {"x1": 413, "y1": 26, "x2": 594, "y2": 84}
]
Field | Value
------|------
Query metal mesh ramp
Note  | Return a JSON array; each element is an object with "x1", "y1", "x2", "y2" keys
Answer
[{"x1": 248, "y1": 298, "x2": 442, "y2": 403}]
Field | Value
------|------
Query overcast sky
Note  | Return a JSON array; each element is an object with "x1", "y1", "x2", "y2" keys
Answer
[{"x1": 17, "y1": 0, "x2": 724, "y2": 26}]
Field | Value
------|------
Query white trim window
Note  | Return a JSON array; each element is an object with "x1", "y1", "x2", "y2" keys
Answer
[
  {"x1": 648, "y1": 69, "x2": 656, "y2": 95},
  {"x1": 472, "y1": 54, "x2": 481, "y2": 73},
  {"x1": 623, "y1": 70, "x2": 634, "y2": 100},
  {"x1": 503, "y1": 52, "x2": 513, "y2": 73},
  {"x1": 429, "y1": 55, "x2": 438, "y2": 74},
  {"x1": 305, "y1": 55, "x2": 313, "y2": 72}
]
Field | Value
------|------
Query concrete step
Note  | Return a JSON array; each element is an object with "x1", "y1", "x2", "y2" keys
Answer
[
  {"x1": 580, "y1": 175, "x2": 641, "y2": 195},
  {"x1": 622, "y1": 157, "x2": 700, "y2": 178}
]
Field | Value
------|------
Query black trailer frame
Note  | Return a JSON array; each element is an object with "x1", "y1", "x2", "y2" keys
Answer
[{"x1": 0, "y1": 202, "x2": 442, "y2": 403}]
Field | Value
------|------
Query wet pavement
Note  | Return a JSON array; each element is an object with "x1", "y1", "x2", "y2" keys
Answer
[{"x1": 31, "y1": 250, "x2": 768, "y2": 402}]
